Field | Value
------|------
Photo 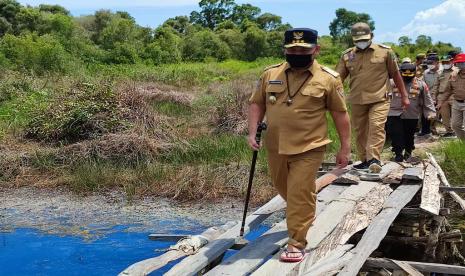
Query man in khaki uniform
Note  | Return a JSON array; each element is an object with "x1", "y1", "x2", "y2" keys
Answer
[
  {"x1": 336, "y1": 22, "x2": 409, "y2": 171},
  {"x1": 439, "y1": 53, "x2": 465, "y2": 139},
  {"x1": 432, "y1": 55, "x2": 456, "y2": 137},
  {"x1": 248, "y1": 28, "x2": 351, "y2": 262}
]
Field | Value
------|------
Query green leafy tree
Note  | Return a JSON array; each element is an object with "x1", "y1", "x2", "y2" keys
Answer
[
  {"x1": 190, "y1": 0, "x2": 236, "y2": 29},
  {"x1": 230, "y1": 4, "x2": 260, "y2": 25},
  {"x1": 182, "y1": 29, "x2": 231, "y2": 61},
  {"x1": 256, "y1": 13, "x2": 282, "y2": 31},
  {"x1": 329, "y1": 8, "x2": 375, "y2": 47},
  {"x1": 398, "y1": 36, "x2": 411, "y2": 47},
  {"x1": 163, "y1": 16, "x2": 192, "y2": 35},
  {"x1": 415, "y1": 35, "x2": 432, "y2": 49},
  {"x1": 217, "y1": 27, "x2": 245, "y2": 59},
  {"x1": 0, "y1": 0, "x2": 20, "y2": 35},
  {"x1": 243, "y1": 25, "x2": 267, "y2": 61},
  {"x1": 38, "y1": 4, "x2": 70, "y2": 15},
  {"x1": 144, "y1": 27, "x2": 182, "y2": 64}
]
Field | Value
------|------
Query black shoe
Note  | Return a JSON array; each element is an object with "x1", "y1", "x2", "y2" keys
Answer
[
  {"x1": 394, "y1": 154, "x2": 403, "y2": 162},
  {"x1": 404, "y1": 151, "x2": 412, "y2": 160},
  {"x1": 353, "y1": 160, "x2": 369, "y2": 170},
  {"x1": 368, "y1": 159, "x2": 382, "y2": 173}
]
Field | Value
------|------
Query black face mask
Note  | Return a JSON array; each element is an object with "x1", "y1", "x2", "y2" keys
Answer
[
  {"x1": 286, "y1": 54, "x2": 313, "y2": 68},
  {"x1": 402, "y1": 75, "x2": 415, "y2": 82}
]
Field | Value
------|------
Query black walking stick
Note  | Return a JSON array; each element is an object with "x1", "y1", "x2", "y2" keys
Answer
[{"x1": 236, "y1": 122, "x2": 267, "y2": 246}]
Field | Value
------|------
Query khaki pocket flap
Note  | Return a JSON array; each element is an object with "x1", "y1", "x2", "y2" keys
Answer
[
  {"x1": 265, "y1": 84, "x2": 286, "y2": 93},
  {"x1": 301, "y1": 85, "x2": 325, "y2": 97}
]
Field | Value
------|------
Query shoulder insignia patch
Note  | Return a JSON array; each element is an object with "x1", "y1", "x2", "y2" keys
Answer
[
  {"x1": 379, "y1": 43, "x2": 391, "y2": 49},
  {"x1": 321, "y1": 66, "x2": 340, "y2": 78},
  {"x1": 263, "y1": 62, "x2": 283, "y2": 72},
  {"x1": 342, "y1": 48, "x2": 353, "y2": 54}
]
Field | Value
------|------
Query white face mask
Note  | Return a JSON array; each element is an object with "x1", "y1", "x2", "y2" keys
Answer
[
  {"x1": 443, "y1": 64, "x2": 452, "y2": 70},
  {"x1": 457, "y1": 63, "x2": 465, "y2": 70},
  {"x1": 427, "y1": 64, "x2": 435, "y2": 70},
  {"x1": 355, "y1": 41, "x2": 371, "y2": 50}
]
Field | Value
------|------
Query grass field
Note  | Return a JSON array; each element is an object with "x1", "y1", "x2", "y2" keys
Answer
[{"x1": 1, "y1": 58, "x2": 463, "y2": 204}]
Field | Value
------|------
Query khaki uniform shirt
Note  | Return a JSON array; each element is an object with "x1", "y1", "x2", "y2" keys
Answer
[
  {"x1": 249, "y1": 60, "x2": 347, "y2": 155},
  {"x1": 423, "y1": 67, "x2": 442, "y2": 92},
  {"x1": 416, "y1": 65, "x2": 425, "y2": 79},
  {"x1": 432, "y1": 67, "x2": 458, "y2": 102},
  {"x1": 388, "y1": 78, "x2": 435, "y2": 120},
  {"x1": 336, "y1": 43, "x2": 399, "y2": 104},
  {"x1": 443, "y1": 70, "x2": 465, "y2": 102}
]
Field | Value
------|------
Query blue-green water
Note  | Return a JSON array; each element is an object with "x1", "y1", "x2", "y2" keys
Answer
[{"x1": 0, "y1": 225, "x2": 270, "y2": 275}]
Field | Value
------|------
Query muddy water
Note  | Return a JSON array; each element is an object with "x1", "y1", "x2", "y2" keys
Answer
[{"x1": 0, "y1": 187, "x2": 282, "y2": 275}]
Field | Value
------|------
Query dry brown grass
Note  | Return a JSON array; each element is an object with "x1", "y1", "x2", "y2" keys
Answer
[{"x1": 209, "y1": 79, "x2": 252, "y2": 135}]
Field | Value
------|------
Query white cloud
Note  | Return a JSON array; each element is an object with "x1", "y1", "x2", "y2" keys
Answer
[
  {"x1": 18, "y1": 0, "x2": 200, "y2": 8},
  {"x1": 377, "y1": 0, "x2": 465, "y2": 48}
]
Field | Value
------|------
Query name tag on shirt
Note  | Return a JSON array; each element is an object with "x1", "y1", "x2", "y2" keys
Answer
[{"x1": 268, "y1": 80, "x2": 283, "y2": 85}]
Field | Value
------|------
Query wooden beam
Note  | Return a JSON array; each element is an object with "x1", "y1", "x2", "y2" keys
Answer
[
  {"x1": 400, "y1": 207, "x2": 450, "y2": 216},
  {"x1": 164, "y1": 195, "x2": 285, "y2": 276},
  {"x1": 148, "y1": 234, "x2": 187, "y2": 242},
  {"x1": 338, "y1": 184, "x2": 422, "y2": 276},
  {"x1": 295, "y1": 185, "x2": 393, "y2": 275},
  {"x1": 420, "y1": 163, "x2": 441, "y2": 215},
  {"x1": 364, "y1": 257, "x2": 465, "y2": 275},
  {"x1": 251, "y1": 181, "x2": 381, "y2": 276},
  {"x1": 427, "y1": 152, "x2": 465, "y2": 210},
  {"x1": 391, "y1": 259, "x2": 423, "y2": 276},
  {"x1": 204, "y1": 183, "x2": 348, "y2": 275},
  {"x1": 164, "y1": 168, "x2": 346, "y2": 276},
  {"x1": 299, "y1": 245, "x2": 354, "y2": 276},
  {"x1": 402, "y1": 167, "x2": 424, "y2": 182},
  {"x1": 119, "y1": 221, "x2": 237, "y2": 276},
  {"x1": 439, "y1": 186, "x2": 465, "y2": 192}
]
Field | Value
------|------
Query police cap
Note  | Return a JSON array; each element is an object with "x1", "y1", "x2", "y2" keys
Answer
[
  {"x1": 351, "y1": 22, "x2": 372, "y2": 41},
  {"x1": 284, "y1": 28, "x2": 318, "y2": 48}
]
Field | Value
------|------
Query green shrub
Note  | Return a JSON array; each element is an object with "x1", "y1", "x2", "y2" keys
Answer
[
  {"x1": 25, "y1": 81, "x2": 122, "y2": 143},
  {"x1": 440, "y1": 140, "x2": 465, "y2": 186},
  {"x1": 0, "y1": 33, "x2": 71, "y2": 74}
]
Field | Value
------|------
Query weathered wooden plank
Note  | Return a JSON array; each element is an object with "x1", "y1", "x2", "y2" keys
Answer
[
  {"x1": 338, "y1": 184, "x2": 421, "y2": 276},
  {"x1": 251, "y1": 181, "x2": 380, "y2": 276},
  {"x1": 359, "y1": 162, "x2": 402, "y2": 181},
  {"x1": 163, "y1": 195, "x2": 285, "y2": 276},
  {"x1": 427, "y1": 152, "x2": 465, "y2": 210},
  {"x1": 420, "y1": 163, "x2": 441, "y2": 215},
  {"x1": 119, "y1": 222, "x2": 237, "y2": 276},
  {"x1": 402, "y1": 167, "x2": 424, "y2": 182},
  {"x1": 364, "y1": 257, "x2": 465, "y2": 275},
  {"x1": 391, "y1": 259, "x2": 424, "y2": 276},
  {"x1": 300, "y1": 245, "x2": 354, "y2": 276},
  {"x1": 439, "y1": 186, "x2": 465, "y2": 192},
  {"x1": 148, "y1": 234, "x2": 187, "y2": 242},
  {"x1": 400, "y1": 207, "x2": 450, "y2": 216},
  {"x1": 205, "y1": 184, "x2": 348, "y2": 276},
  {"x1": 295, "y1": 185, "x2": 393, "y2": 275},
  {"x1": 165, "y1": 168, "x2": 346, "y2": 276}
]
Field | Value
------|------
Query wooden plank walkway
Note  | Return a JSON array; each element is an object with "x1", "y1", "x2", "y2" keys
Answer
[{"x1": 122, "y1": 159, "x2": 465, "y2": 276}]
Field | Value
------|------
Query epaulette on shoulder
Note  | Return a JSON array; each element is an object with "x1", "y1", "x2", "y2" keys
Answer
[
  {"x1": 263, "y1": 62, "x2": 283, "y2": 72},
  {"x1": 379, "y1": 43, "x2": 391, "y2": 49},
  {"x1": 321, "y1": 66, "x2": 340, "y2": 78},
  {"x1": 342, "y1": 48, "x2": 353, "y2": 55}
]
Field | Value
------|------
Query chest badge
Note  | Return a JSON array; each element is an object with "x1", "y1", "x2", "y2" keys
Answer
[{"x1": 269, "y1": 93, "x2": 277, "y2": 104}]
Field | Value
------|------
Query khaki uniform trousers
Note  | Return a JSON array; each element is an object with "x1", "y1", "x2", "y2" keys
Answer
[
  {"x1": 351, "y1": 100, "x2": 390, "y2": 161},
  {"x1": 452, "y1": 100, "x2": 465, "y2": 140},
  {"x1": 267, "y1": 146, "x2": 325, "y2": 249},
  {"x1": 439, "y1": 101, "x2": 453, "y2": 133}
]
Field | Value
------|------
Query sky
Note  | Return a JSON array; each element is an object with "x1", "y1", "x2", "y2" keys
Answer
[{"x1": 18, "y1": 0, "x2": 465, "y2": 49}]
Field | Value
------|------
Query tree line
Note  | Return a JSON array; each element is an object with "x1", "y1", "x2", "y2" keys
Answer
[{"x1": 0, "y1": 0, "x2": 461, "y2": 75}]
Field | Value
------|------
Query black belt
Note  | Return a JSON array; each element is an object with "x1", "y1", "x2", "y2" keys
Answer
[{"x1": 456, "y1": 99, "x2": 465, "y2": 103}]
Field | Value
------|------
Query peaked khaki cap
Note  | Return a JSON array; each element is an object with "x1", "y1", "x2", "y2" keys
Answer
[{"x1": 351, "y1": 22, "x2": 372, "y2": 41}]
